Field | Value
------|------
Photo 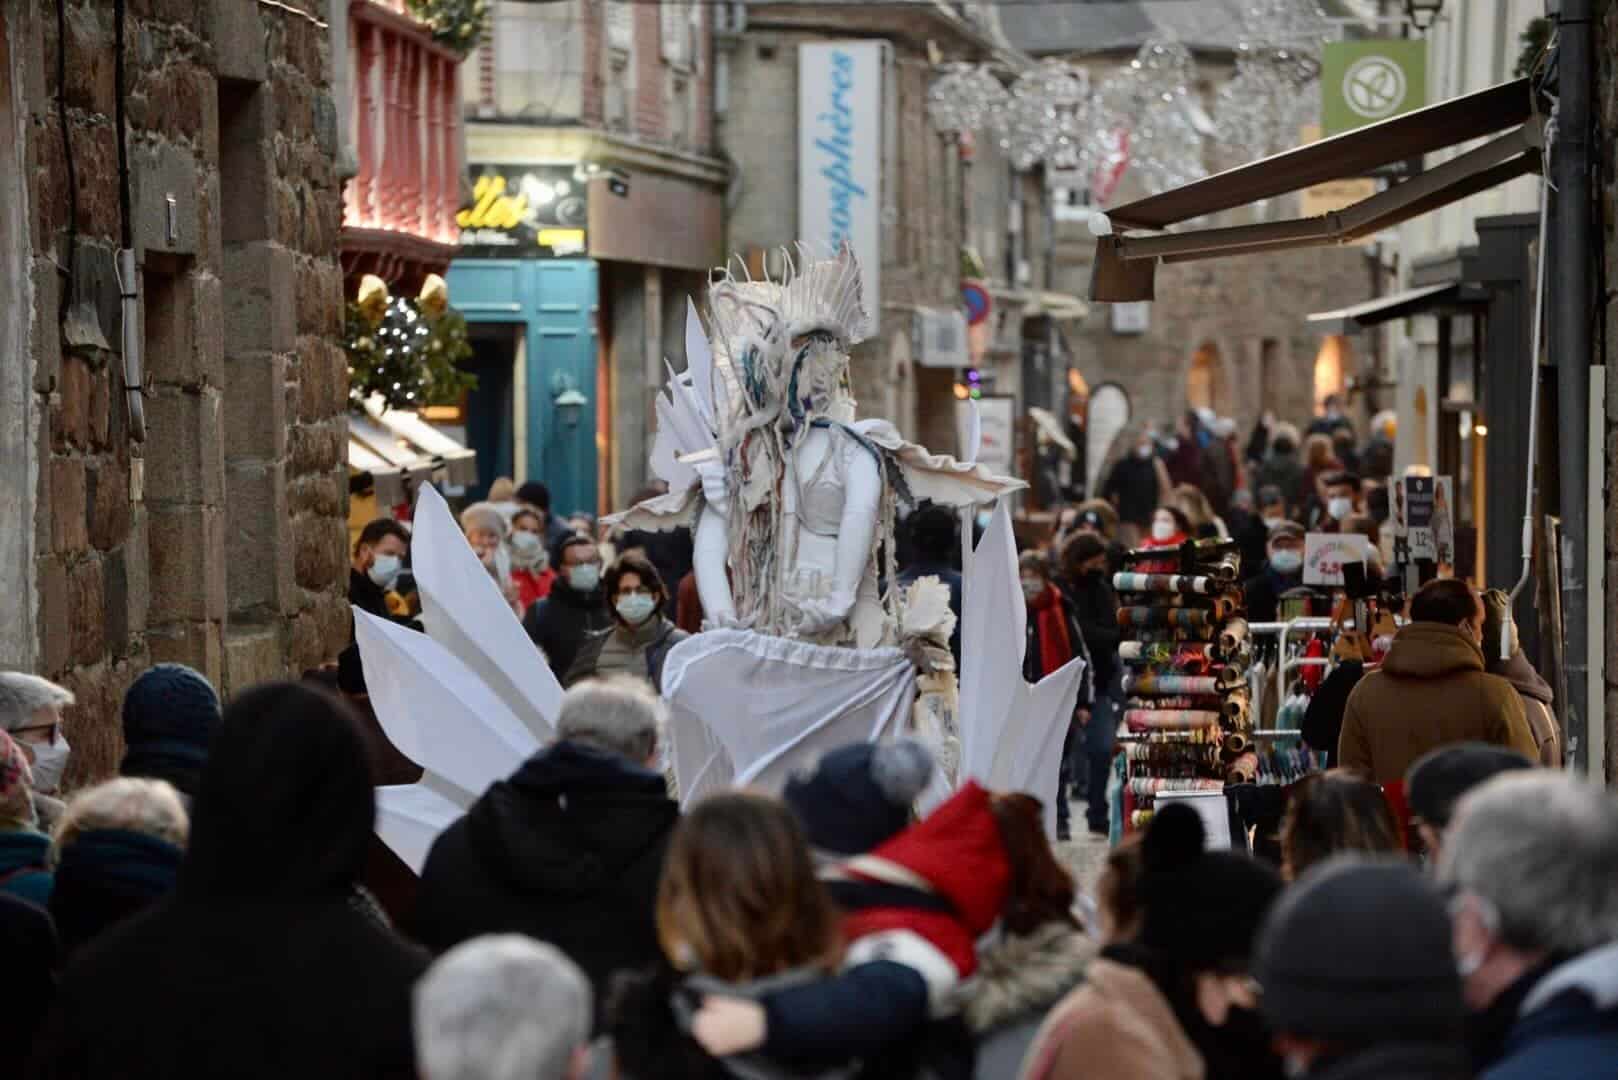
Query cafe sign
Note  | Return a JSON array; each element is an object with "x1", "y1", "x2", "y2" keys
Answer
[{"x1": 457, "y1": 165, "x2": 589, "y2": 258}]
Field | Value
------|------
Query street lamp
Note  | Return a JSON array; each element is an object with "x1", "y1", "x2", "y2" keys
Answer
[
  {"x1": 1404, "y1": 0, "x2": 1444, "y2": 32},
  {"x1": 551, "y1": 373, "x2": 588, "y2": 430}
]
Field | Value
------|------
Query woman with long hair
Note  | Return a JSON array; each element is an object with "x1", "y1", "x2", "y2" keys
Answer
[
  {"x1": 1278, "y1": 771, "x2": 1401, "y2": 882},
  {"x1": 1171, "y1": 484, "x2": 1227, "y2": 541},
  {"x1": 969, "y1": 794, "x2": 1098, "y2": 1079},
  {"x1": 608, "y1": 793, "x2": 847, "y2": 1080}
]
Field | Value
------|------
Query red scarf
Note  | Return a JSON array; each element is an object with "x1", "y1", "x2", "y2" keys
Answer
[{"x1": 1031, "y1": 586, "x2": 1073, "y2": 678}]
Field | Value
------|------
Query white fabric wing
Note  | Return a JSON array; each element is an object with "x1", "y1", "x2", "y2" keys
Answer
[
  {"x1": 958, "y1": 502, "x2": 1087, "y2": 838},
  {"x1": 374, "y1": 780, "x2": 470, "y2": 875},
  {"x1": 354, "y1": 608, "x2": 541, "y2": 801},
  {"x1": 660, "y1": 629, "x2": 917, "y2": 805},
  {"x1": 411, "y1": 483, "x2": 561, "y2": 743},
  {"x1": 684, "y1": 298, "x2": 718, "y2": 428},
  {"x1": 853, "y1": 420, "x2": 1025, "y2": 507}
]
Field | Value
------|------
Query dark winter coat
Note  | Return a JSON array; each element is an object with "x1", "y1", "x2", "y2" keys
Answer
[
  {"x1": 0, "y1": 829, "x2": 53, "y2": 908},
  {"x1": 524, "y1": 582, "x2": 613, "y2": 680},
  {"x1": 28, "y1": 687, "x2": 428, "y2": 1079},
  {"x1": 48, "y1": 828, "x2": 181, "y2": 962},
  {"x1": 1256, "y1": 451, "x2": 1305, "y2": 516},
  {"x1": 1025, "y1": 589, "x2": 1093, "y2": 706},
  {"x1": 1103, "y1": 455, "x2": 1164, "y2": 528},
  {"x1": 412, "y1": 739, "x2": 679, "y2": 1026},
  {"x1": 1481, "y1": 943, "x2": 1618, "y2": 1080},
  {"x1": 1310, "y1": 1043, "x2": 1469, "y2": 1080},
  {"x1": 348, "y1": 566, "x2": 392, "y2": 620},
  {"x1": 609, "y1": 964, "x2": 860, "y2": 1080},
  {"x1": 0, "y1": 892, "x2": 55, "y2": 1055},
  {"x1": 1061, "y1": 571, "x2": 1120, "y2": 696}
]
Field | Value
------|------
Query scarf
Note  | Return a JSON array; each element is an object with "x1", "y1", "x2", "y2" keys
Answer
[{"x1": 1032, "y1": 586, "x2": 1073, "y2": 679}]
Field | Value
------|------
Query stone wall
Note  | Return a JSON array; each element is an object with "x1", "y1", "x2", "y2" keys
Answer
[
  {"x1": 1057, "y1": 234, "x2": 1374, "y2": 451},
  {"x1": 10, "y1": 0, "x2": 350, "y2": 784}
]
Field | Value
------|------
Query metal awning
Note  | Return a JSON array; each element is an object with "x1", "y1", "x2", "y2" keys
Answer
[
  {"x1": 1305, "y1": 281, "x2": 1491, "y2": 334},
  {"x1": 1091, "y1": 78, "x2": 1542, "y2": 303}
]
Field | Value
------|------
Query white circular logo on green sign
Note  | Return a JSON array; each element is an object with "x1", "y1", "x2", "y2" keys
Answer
[{"x1": 1343, "y1": 55, "x2": 1408, "y2": 120}]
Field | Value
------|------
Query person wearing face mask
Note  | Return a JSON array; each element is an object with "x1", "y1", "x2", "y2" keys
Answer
[
  {"x1": 507, "y1": 508, "x2": 556, "y2": 611},
  {"x1": 1020, "y1": 552, "x2": 1092, "y2": 842},
  {"x1": 1024, "y1": 803, "x2": 1285, "y2": 1080},
  {"x1": 524, "y1": 535, "x2": 613, "y2": 681},
  {"x1": 1337, "y1": 579, "x2": 1538, "y2": 783},
  {"x1": 1103, "y1": 426, "x2": 1173, "y2": 548},
  {"x1": 1310, "y1": 472, "x2": 1362, "y2": 533},
  {"x1": 1058, "y1": 534, "x2": 1120, "y2": 838},
  {"x1": 1438, "y1": 773, "x2": 1618, "y2": 1078},
  {"x1": 0, "y1": 728, "x2": 54, "y2": 908},
  {"x1": 0, "y1": 671, "x2": 77, "y2": 831},
  {"x1": 349, "y1": 518, "x2": 411, "y2": 621},
  {"x1": 1242, "y1": 522, "x2": 1308, "y2": 625},
  {"x1": 564, "y1": 555, "x2": 688, "y2": 692},
  {"x1": 1255, "y1": 858, "x2": 1468, "y2": 1080}
]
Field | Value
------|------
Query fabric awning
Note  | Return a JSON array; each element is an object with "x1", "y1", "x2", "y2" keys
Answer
[
  {"x1": 1305, "y1": 281, "x2": 1490, "y2": 334},
  {"x1": 1091, "y1": 78, "x2": 1542, "y2": 303},
  {"x1": 348, "y1": 397, "x2": 479, "y2": 505}
]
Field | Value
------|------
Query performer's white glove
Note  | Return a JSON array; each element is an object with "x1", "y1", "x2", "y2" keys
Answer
[
  {"x1": 794, "y1": 589, "x2": 856, "y2": 636},
  {"x1": 696, "y1": 460, "x2": 730, "y2": 517}
]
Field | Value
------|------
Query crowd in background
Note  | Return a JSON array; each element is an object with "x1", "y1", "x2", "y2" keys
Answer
[{"x1": 0, "y1": 393, "x2": 1613, "y2": 1077}]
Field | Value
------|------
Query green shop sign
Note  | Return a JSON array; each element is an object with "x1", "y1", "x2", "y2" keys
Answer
[{"x1": 1321, "y1": 40, "x2": 1427, "y2": 136}]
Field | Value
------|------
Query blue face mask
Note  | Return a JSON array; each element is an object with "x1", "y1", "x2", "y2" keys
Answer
[
  {"x1": 568, "y1": 564, "x2": 601, "y2": 592},
  {"x1": 616, "y1": 594, "x2": 656, "y2": 625}
]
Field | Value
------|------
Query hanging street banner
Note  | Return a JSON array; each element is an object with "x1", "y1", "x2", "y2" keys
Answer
[
  {"x1": 799, "y1": 41, "x2": 883, "y2": 333},
  {"x1": 1321, "y1": 40, "x2": 1427, "y2": 137}
]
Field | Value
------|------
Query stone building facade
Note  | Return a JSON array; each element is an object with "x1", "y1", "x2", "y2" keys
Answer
[{"x1": 0, "y1": 0, "x2": 350, "y2": 782}]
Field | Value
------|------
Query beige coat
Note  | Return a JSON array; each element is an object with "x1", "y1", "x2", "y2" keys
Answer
[
  {"x1": 1338, "y1": 622, "x2": 1538, "y2": 783},
  {"x1": 1018, "y1": 958, "x2": 1204, "y2": 1080}
]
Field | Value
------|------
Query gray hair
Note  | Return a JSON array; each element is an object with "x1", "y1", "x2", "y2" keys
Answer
[
  {"x1": 0, "y1": 672, "x2": 76, "y2": 732},
  {"x1": 556, "y1": 677, "x2": 666, "y2": 762},
  {"x1": 1439, "y1": 773, "x2": 1618, "y2": 955},
  {"x1": 414, "y1": 935, "x2": 591, "y2": 1080},
  {"x1": 53, "y1": 777, "x2": 189, "y2": 864}
]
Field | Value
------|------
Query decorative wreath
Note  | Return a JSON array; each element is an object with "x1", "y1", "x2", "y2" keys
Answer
[
  {"x1": 405, "y1": 0, "x2": 491, "y2": 56},
  {"x1": 346, "y1": 274, "x2": 477, "y2": 413}
]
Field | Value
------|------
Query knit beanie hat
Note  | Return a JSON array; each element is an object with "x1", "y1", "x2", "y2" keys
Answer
[
  {"x1": 783, "y1": 739, "x2": 934, "y2": 856},
  {"x1": 120, "y1": 664, "x2": 222, "y2": 797},
  {"x1": 1137, "y1": 803, "x2": 1283, "y2": 974},
  {"x1": 0, "y1": 729, "x2": 35, "y2": 826},
  {"x1": 1256, "y1": 856, "x2": 1465, "y2": 1043},
  {"x1": 1405, "y1": 743, "x2": 1533, "y2": 829}
]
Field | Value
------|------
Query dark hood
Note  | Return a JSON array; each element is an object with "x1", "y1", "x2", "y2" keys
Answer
[
  {"x1": 1489, "y1": 649, "x2": 1554, "y2": 705},
  {"x1": 467, "y1": 740, "x2": 677, "y2": 897},
  {"x1": 180, "y1": 682, "x2": 375, "y2": 901}
]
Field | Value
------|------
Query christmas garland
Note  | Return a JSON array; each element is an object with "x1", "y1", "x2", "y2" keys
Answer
[
  {"x1": 405, "y1": 0, "x2": 490, "y2": 56},
  {"x1": 347, "y1": 275, "x2": 477, "y2": 413}
]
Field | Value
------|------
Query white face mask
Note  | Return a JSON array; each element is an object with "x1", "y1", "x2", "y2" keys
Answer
[
  {"x1": 1327, "y1": 496, "x2": 1353, "y2": 521},
  {"x1": 1262, "y1": 515, "x2": 1285, "y2": 529},
  {"x1": 28, "y1": 733, "x2": 71, "y2": 794},
  {"x1": 1163, "y1": 437, "x2": 1181, "y2": 452},
  {"x1": 616, "y1": 594, "x2": 657, "y2": 625},
  {"x1": 1136, "y1": 445, "x2": 1153, "y2": 460},
  {"x1": 368, "y1": 553, "x2": 401, "y2": 589},
  {"x1": 1020, "y1": 578, "x2": 1045, "y2": 602},
  {"x1": 1151, "y1": 519, "x2": 1177, "y2": 542},
  {"x1": 1269, "y1": 549, "x2": 1303, "y2": 575},
  {"x1": 568, "y1": 564, "x2": 601, "y2": 593},
  {"x1": 509, "y1": 530, "x2": 547, "y2": 568}
]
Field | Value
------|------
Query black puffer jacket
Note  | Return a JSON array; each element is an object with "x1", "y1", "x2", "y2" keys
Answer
[
  {"x1": 412, "y1": 740, "x2": 678, "y2": 1026},
  {"x1": 524, "y1": 582, "x2": 613, "y2": 679}
]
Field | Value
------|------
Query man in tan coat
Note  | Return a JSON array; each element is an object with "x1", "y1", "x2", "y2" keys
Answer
[{"x1": 1338, "y1": 579, "x2": 1539, "y2": 782}]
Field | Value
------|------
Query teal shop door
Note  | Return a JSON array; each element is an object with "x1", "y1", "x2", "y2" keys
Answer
[
  {"x1": 462, "y1": 324, "x2": 519, "y2": 503},
  {"x1": 447, "y1": 259, "x2": 599, "y2": 516}
]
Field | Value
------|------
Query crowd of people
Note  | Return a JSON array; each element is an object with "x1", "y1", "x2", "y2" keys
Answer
[
  {"x1": 1, "y1": 397, "x2": 1615, "y2": 1077},
  {"x1": 2, "y1": 659, "x2": 1615, "y2": 1078}
]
